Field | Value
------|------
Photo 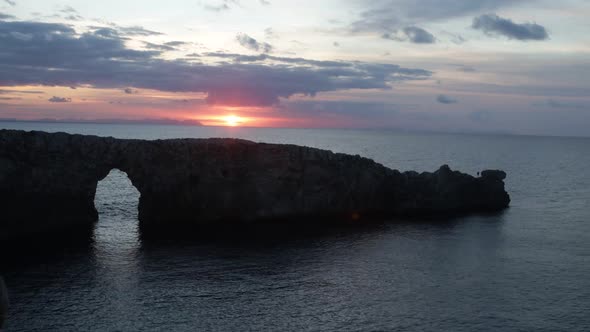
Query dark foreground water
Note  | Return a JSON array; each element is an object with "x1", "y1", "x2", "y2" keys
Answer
[{"x1": 2, "y1": 122, "x2": 590, "y2": 331}]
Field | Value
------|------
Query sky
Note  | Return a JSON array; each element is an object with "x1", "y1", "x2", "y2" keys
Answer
[{"x1": 0, "y1": 0, "x2": 589, "y2": 136}]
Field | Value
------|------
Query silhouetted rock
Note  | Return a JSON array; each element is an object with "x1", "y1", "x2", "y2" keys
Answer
[
  {"x1": 481, "y1": 169, "x2": 507, "y2": 181},
  {"x1": 0, "y1": 276, "x2": 7, "y2": 329},
  {"x1": 0, "y1": 130, "x2": 510, "y2": 241}
]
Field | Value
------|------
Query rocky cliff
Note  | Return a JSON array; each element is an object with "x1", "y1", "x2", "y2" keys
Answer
[{"x1": 0, "y1": 129, "x2": 510, "y2": 241}]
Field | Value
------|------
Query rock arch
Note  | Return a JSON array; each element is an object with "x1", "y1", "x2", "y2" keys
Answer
[{"x1": 0, "y1": 129, "x2": 510, "y2": 243}]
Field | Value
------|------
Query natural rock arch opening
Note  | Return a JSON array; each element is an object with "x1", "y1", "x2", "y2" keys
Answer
[{"x1": 93, "y1": 169, "x2": 141, "y2": 251}]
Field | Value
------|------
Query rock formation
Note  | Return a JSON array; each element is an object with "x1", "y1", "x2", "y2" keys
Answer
[
  {"x1": 0, "y1": 276, "x2": 7, "y2": 330},
  {"x1": 0, "y1": 129, "x2": 510, "y2": 241}
]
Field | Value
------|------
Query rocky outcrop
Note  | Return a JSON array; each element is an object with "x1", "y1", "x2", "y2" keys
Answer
[
  {"x1": 0, "y1": 276, "x2": 7, "y2": 330},
  {"x1": 0, "y1": 129, "x2": 510, "y2": 241}
]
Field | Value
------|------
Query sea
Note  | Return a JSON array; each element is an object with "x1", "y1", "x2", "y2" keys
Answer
[{"x1": 1, "y1": 122, "x2": 589, "y2": 331}]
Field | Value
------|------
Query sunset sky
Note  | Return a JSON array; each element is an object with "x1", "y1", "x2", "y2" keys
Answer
[{"x1": 1, "y1": 0, "x2": 589, "y2": 136}]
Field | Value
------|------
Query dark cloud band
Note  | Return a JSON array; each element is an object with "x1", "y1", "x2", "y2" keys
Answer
[{"x1": 0, "y1": 20, "x2": 431, "y2": 107}]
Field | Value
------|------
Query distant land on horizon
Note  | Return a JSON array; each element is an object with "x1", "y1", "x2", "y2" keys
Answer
[
  {"x1": 0, "y1": 118, "x2": 204, "y2": 127},
  {"x1": 0, "y1": 117, "x2": 518, "y2": 136}
]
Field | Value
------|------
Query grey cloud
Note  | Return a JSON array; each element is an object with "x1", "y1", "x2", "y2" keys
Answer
[
  {"x1": 203, "y1": 0, "x2": 239, "y2": 12},
  {"x1": 264, "y1": 27, "x2": 275, "y2": 39},
  {"x1": 64, "y1": 15, "x2": 83, "y2": 21},
  {"x1": 383, "y1": 26, "x2": 435, "y2": 44},
  {"x1": 0, "y1": 21, "x2": 159, "y2": 73},
  {"x1": 403, "y1": 26, "x2": 435, "y2": 43},
  {"x1": 472, "y1": 14, "x2": 549, "y2": 40},
  {"x1": 203, "y1": 4, "x2": 229, "y2": 11},
  {"x1": 204, "y1": 52, "x2": 348, "y2": 67},
  {"x1": 203, "y1": 52, "x2": 432, "y2": 80},
  {"x1": 457, "y1": 66, "x2": 476, "y2": 72},
  {"x1": 143, "y1": 41, "x2": 179, "y2": 51},
  {"x1": 0, "y1": 20, "x2": 431, "y2": 107},
  {"x1": 117, "y1": 26, "x2": 163, "y2": 36},
  {"x1": 0, "y1": 89, "x2": 44, "y2": 94},
  {"x1": 440, "y1": 31, "x2": 467, "y2": 44},
  {"x1": 449, "y1": 64, "x2": 476, "y2": 72},
  {"x1": 259, "y1": 0, "x2": 270, "y2": 5},
  {"x1": 4, "y1": 0, "x2": 15, "y2": 6},
  {"x1": 91, "y1": 27, "x2": 122, "y2": 39},
  {"x1": 60, "y1": 6, "x2": 77, "y2": 14},
  {"x1": 0, "y1": 12, "x2": 14, "y2": 19},
  {"x1": 60, "y1": 6, "x2": 82, "y2": 20},
  {"x1": 282, "y1": 100, "x2": 403, "y2": 117},
  {"x1": 165, "y1": 41, "x2": 186, "y2": 47},
  {"x1": 437, "y1": 95, "x2": 458, "y2": 104},
  {"x1": 352, "y1": 0, "x2": 527, "y2": 33},
  {"x1": 447, "y1": 81, "x2": 590, "y2": 98},
  {"x1": 143, "y1": 41, "x2": 187, "y2": 52},
  {"x1": 89, "y1": 25, "x2": 163, "y2": 38},
  {"x1": 236, "y1": 33, "x2": 273, "y2": 53},
  {"x1": 124, "y1": 88, "x2": 139, "y2": 94},
  {"x1": 48, "y1": 96, "x2": 71, "y2": 103},
  {"x1": 533, "y1": 99, "x2": 588, "y2": 109}
]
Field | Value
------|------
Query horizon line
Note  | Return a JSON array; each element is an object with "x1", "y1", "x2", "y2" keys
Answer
[{"x1": 1, "y1": 118, "x2": 589, "y2": 140}]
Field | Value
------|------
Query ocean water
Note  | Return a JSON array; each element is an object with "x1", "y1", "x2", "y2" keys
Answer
[{"x1": 2, "y1": 122, "x2": 590, "y2": 331}]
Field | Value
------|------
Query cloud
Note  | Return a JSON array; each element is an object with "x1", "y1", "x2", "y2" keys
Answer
[
  {"x1": 3, "y1": 0, "x2": 15, "y2": 6},
  {"x1": 443, "y1": 31, "x2": 467, "y2": 44},
  {"x1": 472, "y1": 14, "x2": 549, "y2": 40},
  {"x1": 0, "y1": 12, "x2": 14, "y2": 19},
  {"x1": 533, "y1": 99, "x2": 588, "y2": 110},
  {"x1": 143, "y1": 41, "x2": 186, "y2": 51},
  {"x1": 437, "y1": 94, "x2": 458, "y2": 104},
  {"x1": 204, "y1": 52, "x2": 348, "y2": 67},
  {"x1": 264, "y1": 27, "x2": 275, "y2": 39},
  {"x1": 457, "y1": 66, "x2": 476, "y2": 72},
  {"x1": 259, "y1": 0, "x2": 270, "y2": 5},
  {"x1": 0, "y1": 20, "x2": 431, "y2": 107},
  {"x1": 283, "y1": 100, "x2": 403, "y2": 116},
  {"x1": 48, "y1": 96, "x2": 72, "y2": 103},
  {"x1": 90, "y1": 25, "x2": 163, "y2": 38},
  {"x1": 59, "y1": 5, "x2": 83, "y2": 20},
  {"x1": 236, "y1": 33, "x2": 273, "y2": 53},
  {"x1": 60, "y1": 6, "x2": 77, "y2": 14},
  {"x1": 383, "y1": 26, "x2": 435, "y2": 44},
  {"x1": 447, "y1": 64, "x2": 476, "y2": 72},
  {"x1": 203, "y1": 0, "x2": 239, "y2": 12},
  {"x1": 0, "y1": 89, "x2": 44, "y2": 94},
  {"x1": 124, "y1": 88, "x2": 139, "y2": 94},
  {"x1": 145, "y1": 43, "x2": 182, "y2": 52},
  {"x1": 403, "y1": 26, "x2": 435, "y2": 43},
  {"x1": 118, "y1": 26, "x2": 163, "y2": 36},
  {"x1": 351, "y1": 0, "x2": 527, "y2": 34},
  {"x1": 164, "y1": 41, "x2": 186, "y2": 47}
]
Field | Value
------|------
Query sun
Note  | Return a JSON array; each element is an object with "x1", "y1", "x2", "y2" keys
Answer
[{"x1": 223, "y1": 115, "x2": 243, "y2": 126}]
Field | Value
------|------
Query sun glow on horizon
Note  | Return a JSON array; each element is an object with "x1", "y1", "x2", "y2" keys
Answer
[{"x1": 223, "y1": 115, "x2": 244, "y2": 127}]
